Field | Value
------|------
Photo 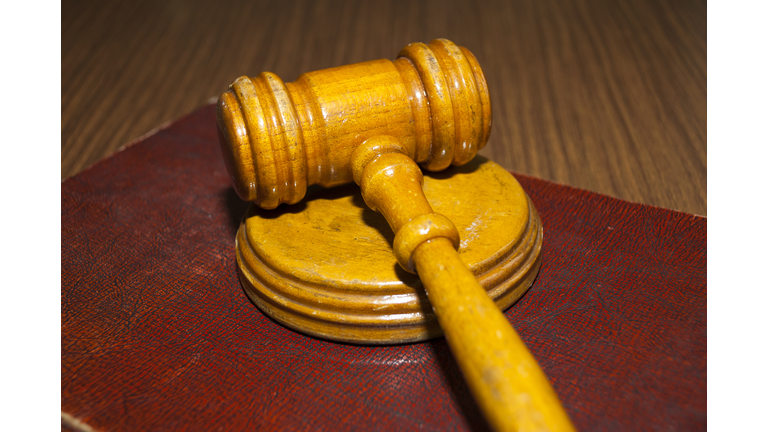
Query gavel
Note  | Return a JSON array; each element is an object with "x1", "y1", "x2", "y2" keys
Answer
[{"x1": 217, "y1": 39, "x2": 575, "y2": 432}]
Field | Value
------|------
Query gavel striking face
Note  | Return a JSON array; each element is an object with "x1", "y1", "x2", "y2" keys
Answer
[
  {"x1": 216, "y1": 39, "x2": 575, "y2": 432},
  {"x1": 216, "y1": 38, "x2": 491, "y2": 209}
]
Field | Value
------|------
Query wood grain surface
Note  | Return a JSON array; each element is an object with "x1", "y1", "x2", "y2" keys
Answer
[{"x1": 62, "y1": 0, "x2": 706, "y2": 215}]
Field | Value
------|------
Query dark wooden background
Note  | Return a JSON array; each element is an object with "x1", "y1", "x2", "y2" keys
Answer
[{"x1": 62, "y1": 0, "x2": 706, "y2": 215}]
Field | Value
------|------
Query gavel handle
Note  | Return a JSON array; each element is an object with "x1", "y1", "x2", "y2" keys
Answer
[
  {"x1": 414, "y1": 238, "x2": 574, "y2": 432},
  {"x1": 350, "y1": 136, "x2": 576, "y2": 432}
]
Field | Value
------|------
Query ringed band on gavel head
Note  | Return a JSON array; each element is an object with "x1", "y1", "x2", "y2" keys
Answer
[{"x1": 216, "y1": 38, "x2": 492, "y2": 209}]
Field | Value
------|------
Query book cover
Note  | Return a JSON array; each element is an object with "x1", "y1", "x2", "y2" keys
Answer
[{"x1": 62, "y1": 104, "x2": 706, "y2": 431}]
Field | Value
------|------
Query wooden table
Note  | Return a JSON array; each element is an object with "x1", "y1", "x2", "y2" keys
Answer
[{"x1": 62, "y1": 0, "x2": 706, "y2": 215}]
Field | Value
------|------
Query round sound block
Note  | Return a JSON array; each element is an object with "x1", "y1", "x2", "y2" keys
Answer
[{"x1": 235, "y1": 157, "x2": 543, "y2": 345}]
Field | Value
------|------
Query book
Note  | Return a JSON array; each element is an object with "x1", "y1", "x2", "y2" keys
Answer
[{"x1": 62, "y1": 104, "x2": 706, "y2": 431}]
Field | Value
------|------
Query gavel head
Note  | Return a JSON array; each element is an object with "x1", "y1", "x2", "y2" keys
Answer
[{"x1": 216, "y1": 38, "x2": 492, "y2": 209}]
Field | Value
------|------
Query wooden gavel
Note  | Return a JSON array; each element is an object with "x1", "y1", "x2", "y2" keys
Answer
[{"x1": 217, "y1": 39, "x2": 575, "y2": 432}]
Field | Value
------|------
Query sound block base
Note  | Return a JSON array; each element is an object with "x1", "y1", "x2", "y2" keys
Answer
[{"x1": 235, "y1": 157, "x2": 543, "y2": 344}]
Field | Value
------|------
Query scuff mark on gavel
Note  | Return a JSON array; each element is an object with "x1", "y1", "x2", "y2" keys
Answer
[{"x1": 216, "y1": 39, "x2": 576, "y2": 432}]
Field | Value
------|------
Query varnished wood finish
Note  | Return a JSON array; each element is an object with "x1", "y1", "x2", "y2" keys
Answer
[
  {"x1": 413, "y1": 238, "x2": 572, "y2": 432},
  {"x1": 350, "y1": 136, "x2": 574, "y2": 432},
  {"x1": 236, "y1": 156, "x2": 542, "y2": 345},
  {"x1": 62, "y1": 0, "x2": 706, "y2": 215},
  {"x1": 220, "y1": 38, "x2": 574, "y2": 430},
  {"x1": 217, "y1": 39, "x2": 490, "y2": 208},
  {"x1": 236, "y1": 152, "x2": 566, "y2": 431}
]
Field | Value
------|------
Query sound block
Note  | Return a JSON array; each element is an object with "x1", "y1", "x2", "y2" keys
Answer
[{"x1": 235, "y1": 157, "x2": 543, "y2": 344}]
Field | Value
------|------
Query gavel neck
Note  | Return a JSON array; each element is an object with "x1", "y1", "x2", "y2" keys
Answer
[
  {"x1": 351, "y1": 136, "x2": 428, "y2": 229},
  {"x1": 351, "y1": 136, "x2": 461, "y2": 274}
]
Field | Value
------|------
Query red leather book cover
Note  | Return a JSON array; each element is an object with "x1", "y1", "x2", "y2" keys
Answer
[{"x1": 62, "y1": 104, "x2": 706, "y2": 431}]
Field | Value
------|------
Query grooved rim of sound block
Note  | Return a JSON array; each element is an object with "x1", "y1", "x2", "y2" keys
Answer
[{"x1": 235, "y1": 158, "x2": 543, "y2": 345}]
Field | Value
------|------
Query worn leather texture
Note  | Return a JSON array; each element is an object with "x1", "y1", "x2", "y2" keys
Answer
[{"x1": 62, "y1": 104, "x2": 706, "y2": 431}]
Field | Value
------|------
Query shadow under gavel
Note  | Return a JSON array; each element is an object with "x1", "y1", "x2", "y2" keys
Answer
[{"x1": 217, "y1": 38, "x2": 575, "y2": 432}]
